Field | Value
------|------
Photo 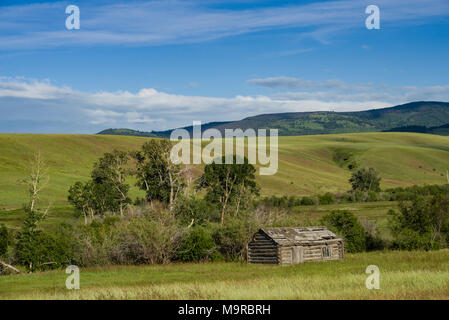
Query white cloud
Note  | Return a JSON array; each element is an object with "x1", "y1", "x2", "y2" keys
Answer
[
  {"x1": 0, "y1": 77, "x2": 74, "y2": 99},
  {"x1": 85, "y1": 109, "x2": 122, "y2": 124},
  {"x1": 0, "y1": 76, "x2": 448, "y2": 133}
]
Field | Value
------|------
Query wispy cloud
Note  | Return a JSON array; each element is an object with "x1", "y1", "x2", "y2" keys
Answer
[
  {"x1": 248, "y1": 76, "x2": 449, "y2": 103},
  {"x1": 0, "y1": 0, "x2": 448, "y2": 50},
  {"x1": 248, "y1": 77, "x2": 359, "y2": 91}
]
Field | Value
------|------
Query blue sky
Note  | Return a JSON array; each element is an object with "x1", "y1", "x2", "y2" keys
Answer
[{"x1": 0, "y1": 0, "x2": 448, "y2": 133}]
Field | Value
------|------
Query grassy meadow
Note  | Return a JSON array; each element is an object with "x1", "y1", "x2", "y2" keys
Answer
[
  {"x1": 1, "y1": 132, "x2": 449, "y2": 209},
  {"x1": 1, "y1": 250, "x2": 449, "y2": 299},
  {"x1": 1, "y1": 132, "x2": 449, "y2": 299}
]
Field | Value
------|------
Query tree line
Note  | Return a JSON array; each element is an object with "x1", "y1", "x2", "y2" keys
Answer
[{"x1": 68, "y1": 140, "x2": 259, "y2": 226}]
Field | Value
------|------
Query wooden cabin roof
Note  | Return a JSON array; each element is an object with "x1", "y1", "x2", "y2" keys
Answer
[{"x1": 259, "y1": 227, "x2": 342, "y2": 246}]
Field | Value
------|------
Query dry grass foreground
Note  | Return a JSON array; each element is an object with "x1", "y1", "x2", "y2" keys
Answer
[{"x1": 1, "y1": 250, "x2": 449, "y2": 299}]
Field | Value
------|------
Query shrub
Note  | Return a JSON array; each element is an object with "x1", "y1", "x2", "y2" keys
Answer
[
  {"x1": 359, "y1": 217, "x2": 386, "y2": 251},
  {"x1": 0, "y1": 224, "x2": 8, "y2": 257},
  {"x1": 318, "y1": 192, "x2": 335, "y2": 205},
  {"x1": 70, "y1": 222, "x2": 113, "y2": 266},
  {"x1": 71, "y1": 209, "x2": 184, "y2": 266},
  {"x1": 388, "y1": 226, "x2": 432, "y2": 251},
  {"x1": 212, "y1": 213, "x2": 258, "y2": 261},
  {"x1": 365, "y1": 233, "x2": 387, "y2": 251},
  {"x1": 320, "y1": 210, "x2": 367, "y2": 253},
  {"x1": 175, "y1": 226, "x2": 215, "y2": 262},
  {"x1": 366, "y1": 191, "x2": 379, "y2": 202},
  {"x1": 387, "y1": 194, "x2": 449, "y2": 250},
  {"x1": 260, "y1": 195, "x2": 302, "y2": 208},
  {"x1": 16, "y1": 205, "x2": 75, "y2": 272},
  {"x1": 300, "y1": 196, "x2": 315, "y2": 206},
  {"x1": 173, "y1": 196, "x2": 218, "y2": 226},
  {"x1": 384, "y1": 184, "x2": 449, "y2": 202},
  {"x1": 108, "y1": 214, "x2": 183, "y2": 265},
  {"x1": 287, "y1": 196, "x2": 301, "y2": 207},
  {"x1": 16, "y1": 226, "x2": 74, "y2": 272}
]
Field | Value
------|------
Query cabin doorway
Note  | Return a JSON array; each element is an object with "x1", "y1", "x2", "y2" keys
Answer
[{"x1": 291, "y1": 246, "x2": 304, "y2": 264}]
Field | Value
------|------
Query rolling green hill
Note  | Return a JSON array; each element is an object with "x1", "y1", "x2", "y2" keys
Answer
[
  {"x1": 1, "y1": 132, "x2": 449, "y2": 209},
  {"x1": 212, "y1": 101, "x2": 449, "y2": 136},
  {"x1": 97, "y1": 128, "x2": 158, "y2": 138},
  {"x1": 0, "y1": 134, "x2": 148, "y2": 209},
  {"x1": 99, "y1": 101, "x2": 449, "y2": 137}
]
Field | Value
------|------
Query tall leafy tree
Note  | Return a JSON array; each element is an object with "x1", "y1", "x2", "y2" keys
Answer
[
  {"x1": 91, "y1": 150, "x2": 131, "y2": 216},
  {"x1": 68, "y1": 150, "x2": 131, "y2": 221},
  {"x1": 68, "y1": 181, "x2": 114, "y2": 223},
  {"x1": 68, "y1": 181, "x2": 90, "y2": 224},
  {"x1": 199, "y1": 155, "x2": 258, "y2": 225},
  {"x1": 133, "y1": 139, "x2": 186, "y2": 206},
  {"x1": 349, "y1": 168, "x2": 381, "y2": 192}
]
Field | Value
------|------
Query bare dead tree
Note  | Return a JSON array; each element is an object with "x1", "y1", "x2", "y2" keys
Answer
[
  {"x1": 219, "y1": 166, "x2": 237, "y2": 225},
  {"x1": 28, "y1": 151, "x2": 50, "y2": 215},
  {"x1": 24, "y1": 150, "x2": 52, "y2": 232}
]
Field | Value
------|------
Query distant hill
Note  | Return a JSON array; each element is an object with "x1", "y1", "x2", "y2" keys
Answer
[
  {"x1": 97, "y1": 101, "x2": 449, "y2": 137},
  {"x1": 385, "y1": 123, "x2": 449, "y2": 136},
  {"x1": 97, "y1": 128, "x2": 158, "y2": 138},
  {"x1": 98, "y1": 122, "x2": 233, "y2": 139},
  {"x1": 211, "y1": 101, "x2": 449, "y2": 136},
  {"x1": 152, "y1": 121, "x2": 233, "y2": 138}
]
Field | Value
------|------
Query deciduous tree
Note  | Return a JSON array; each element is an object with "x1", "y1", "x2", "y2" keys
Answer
[
  {"x1": 349, "y1": 167, "x2": 381, "y2": 192},
  {"x1": 199, "y1": 155, "x2": 258, "y2": 225},
  {"x1": 91, "y1": 150, "x2": 131, "y2": 216},
  {"x1": 132, "y1": 139, "x2": 186, "y2": 207}
]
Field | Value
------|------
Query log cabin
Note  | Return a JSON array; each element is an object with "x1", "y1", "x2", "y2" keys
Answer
[{"x1": 247, "y1": 227, "x2": 344, "y2": 265}]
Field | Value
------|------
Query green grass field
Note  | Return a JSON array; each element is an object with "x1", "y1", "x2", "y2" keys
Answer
[
  {"x1": 1, "y1": 250, "x2": 448, "y2": 299},
  {"x1": 1, "y1": 132, "x2": 449, "y2": 209},
  {"x1": 0, "y1": 134, "x2": 148, "y2": 209}
]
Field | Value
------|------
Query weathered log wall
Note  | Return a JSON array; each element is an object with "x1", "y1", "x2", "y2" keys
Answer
[
  {"x1": 247, "y1": 232, "x2": 279, "y2": 264},
  {"x1": 278, "y1": 241, "x2": 343, "y2": 265}
]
